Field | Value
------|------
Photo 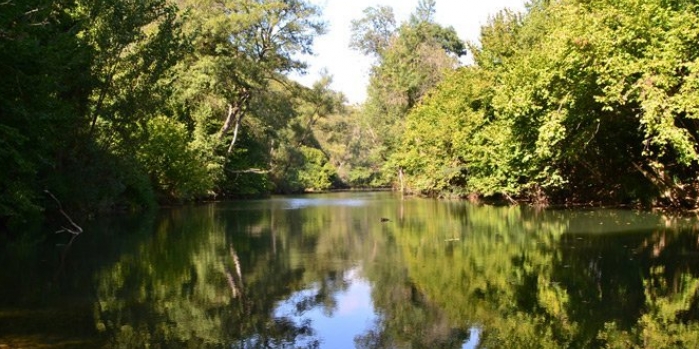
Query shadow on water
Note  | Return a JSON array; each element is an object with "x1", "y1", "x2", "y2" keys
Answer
[
  {"x1": 2, "y1": 192, "x2": 699, "y2": 348},
  {"x1": 0, "y1": 210, "x2": 157, "y2": 348}
]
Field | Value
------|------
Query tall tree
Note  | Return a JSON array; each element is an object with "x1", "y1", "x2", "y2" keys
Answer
[
  {"x1": 176, "y1": 0, "x2": 326, "y2": 156},
  {"x1": 79, "y1": 0, "x2": 184, "y2": 142},
  {"x1": 414, "y1": 0, "x2": 436, "y2": 23},
  {"x1": 349, "y1": 5, "x2": 396, "y2": 57},
  {"x1": 350, "y1": 2, "x2": 465, "y2": 186},
  {"x1": 0, "y1": 0, "x2": 90, "y2": 228}
]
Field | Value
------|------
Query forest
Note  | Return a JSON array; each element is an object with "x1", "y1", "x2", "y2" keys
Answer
[{"x1": 3, "y1": 0, "x2": 699, "y2": 236}]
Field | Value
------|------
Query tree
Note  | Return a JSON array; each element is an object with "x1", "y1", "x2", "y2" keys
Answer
[
  {"x1": 391, "y1": 0, "x2": 699, "y2": 207},
  {"x1": 268, "y1": 74, "x2": 345, "y2": 193},
  {"x1": 0, "y1": 0, "x2": 89, "y2": 228},
  {"x1": 176, "y1": 0, "x2": 326, "y2": 156},
  {"x1": 414, "y1": 0, "x2": 437, "y2": 23},
  {"x1": 79, "y1": 0, "x2": 184, "y2": 142},
  {"x1": 350, "y1": 2, "x2": 465, "y2": 187},
  {"x1": 349, "y1": 5, "x2": 396, "y2": 57},
  {"x1": 0, "y1": 0, "x2": 187, "y2": 234}
]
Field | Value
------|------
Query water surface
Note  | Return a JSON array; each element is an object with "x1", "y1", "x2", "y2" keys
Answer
[{"x1": 2, "y1": 192, "x2": 699, "y2": 348}]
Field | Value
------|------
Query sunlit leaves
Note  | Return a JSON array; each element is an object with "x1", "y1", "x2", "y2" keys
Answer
[
  {"x1": 136, "y1": 116, "x2": 212, "y2": 200},
  {"x1": 172, "y1": 0, "x2": 331, "y2": 195},
  {"x1": 391, "y1": 0, "x2": 699, "y2": 207},
  {"x1": 350, "y1": 3, "x2": 464, "y2": 187}
]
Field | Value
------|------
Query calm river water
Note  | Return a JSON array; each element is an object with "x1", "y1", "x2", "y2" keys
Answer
[{"x1": 2, "y1": 192, "x2": 699, "y2": 348}]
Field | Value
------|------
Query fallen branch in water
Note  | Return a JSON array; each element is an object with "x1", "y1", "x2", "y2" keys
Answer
[
  {"x1": 45, "y1": 189, "x2": 83, "y2": 283},
  {"x1": 44, "y1": 189, "x2": 83, "y2": 235}
]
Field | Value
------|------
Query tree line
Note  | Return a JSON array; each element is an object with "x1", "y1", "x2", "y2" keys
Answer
[
  {"x1": 0, "y1": 0, "x2": 369, "y2": 236},
  {"x1": 372, "y1": 0, "x2": 699, "y2": 209},
  {"x1": 5, "y1": 0, "x2": 699, "y2": 236}
]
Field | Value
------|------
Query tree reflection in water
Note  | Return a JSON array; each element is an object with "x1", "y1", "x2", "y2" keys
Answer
[{"x1": 2, "y1": 193, "x2": 699, "y2": 348}]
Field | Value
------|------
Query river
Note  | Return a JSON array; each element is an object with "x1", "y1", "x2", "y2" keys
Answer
[{"x1": 1, "y1": 192, "x2": 699, "y2": 348}]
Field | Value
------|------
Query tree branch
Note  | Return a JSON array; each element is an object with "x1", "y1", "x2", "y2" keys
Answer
[{"x1": 45, "y1": 190, "x2": 83, "y2": 235}]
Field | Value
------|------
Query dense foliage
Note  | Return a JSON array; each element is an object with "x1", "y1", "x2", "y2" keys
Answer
[
  {"x1": 391, "y1": 0, "x2": 699, "y2": 208},
  {"x1": 0, "y1": 0, "x2": 353, "y2": 236},
  {"x1": 6, "y1": 0, "x2": 699, "y2": 236},
  {"x1": 350, "y1": 0, "x2": 466, "y2": 186}
]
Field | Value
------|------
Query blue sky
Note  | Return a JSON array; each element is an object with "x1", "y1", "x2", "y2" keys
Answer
[{"x1": 291, "y1": 0, "x2": 529, "y2": 104}]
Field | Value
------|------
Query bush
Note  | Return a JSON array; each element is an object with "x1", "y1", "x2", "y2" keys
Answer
[{"x1": 137, "y1": 116, "x2": 212, "y2": 202}]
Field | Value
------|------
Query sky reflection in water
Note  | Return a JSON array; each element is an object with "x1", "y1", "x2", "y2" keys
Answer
[
  {"x1": 2, "y1": 192, "x2": 699, "y2": 348},
  {"x1": 274, "y1": 268, "x2": 377, "y2": 348},
  {"x1": 273, "y1": 267, "x2": 481, "y2": 349}
]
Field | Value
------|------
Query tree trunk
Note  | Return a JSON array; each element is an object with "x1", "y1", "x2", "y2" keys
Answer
[
  {"x1": 220, "y1": 91, "x2": 250, "y2": 154},
  {"x1": 632, "y1": 161, "x2": 689, "y2": 207},
  {"x1": 219, "y1": 103, "x2": 236, "y2": 139},
  {"x1": 227, "y1": 113, "x2": 242, "y2": 154}
]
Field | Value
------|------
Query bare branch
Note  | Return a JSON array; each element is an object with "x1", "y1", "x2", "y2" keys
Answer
[{"x1": 45, "y1": 190, "x2": 83, "y2": 235}]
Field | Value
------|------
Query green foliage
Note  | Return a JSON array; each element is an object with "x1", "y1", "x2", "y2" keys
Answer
[
  {"x1": 0, "y1": 0, "x2": 192, "y2": 235},
  {"x1": 137, "y1": 116, "x2": 212, "y2": 201},
  {"x1": 600, "y1": 267, "x2": 699, "y2": 348},
  {"x1": 0, "y1": 0, "x2": 91, "y2": 229},
  {"x1": 298, "y1": 146, "x2": 338, "y2": 191},
  {"x1": 347, "y1": 167, "x2": 380, "y2": 187},
  {"x1": 313, "y1": 106, "x2": 386, "y2": 188},
  {"x1": 395, "y1": 67, "x2": 495, "y2": 196},
  {"x1": 75, "y1": 0, "x2": 185, "y2": 148},
  {"x1": 349, "y1": 5, "x2": 396, "y2": 57},
  {"x1": 271, "y1": 145, "x2": 338, "y2": 193},
  {"x1": 170, "y1": 0, "x2": 341, "y2": 197},
  {"x1": 0, "y1": 0, "x2": 341, "y2": 235},
  {"x1": 0, "y1": 125, "x2": 39, "y2": 223},
  {"x1": 390, "y1": 0, "x2": 699, "y2": 207},
  {"x1": 350, "y1": 3, "x2": 465, "y2": 188},
  {"x1": 173, "y1": 0, "x2": 326, "y2": 154}
]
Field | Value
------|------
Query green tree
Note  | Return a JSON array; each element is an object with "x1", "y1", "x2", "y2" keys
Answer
[
  {"x1": 349, "y1": 5, "x2": 396, "y2": 57},
  {"x1": 268, "y1": 74, "x2": 345, "y2": 193},
  {"x1": 350, "y1": 2, "x2": 465, "y2": 188},
  {"x1": 175, "y1": 0, "x2": 326, "y2": 155},
  {"x1": 78, "y1": 0, "x2": 189, "y2": 207},
  {"x1": 392, "y1": 0, "x2": 699, "y2": 207},
  {"x1": 0, "y1": 0, "x2": 89, "y2": 229},
  {"x1": 170, "y1": 0, "x2": 334, "y2": 196},
  {"x1": 136, "y1": 116, "x2": 212, "y2": 201},
  {"x1": 0, "y1": 0, "x2": 186, "y2": 234}
]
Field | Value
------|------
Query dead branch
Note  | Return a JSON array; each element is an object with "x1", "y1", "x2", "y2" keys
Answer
[
  {"x1": 502, "y1": 192, "x2": 518, "y2": 205},
  {"x1": 44, "y1": 190, "x2": 83, "y2": 235}
]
